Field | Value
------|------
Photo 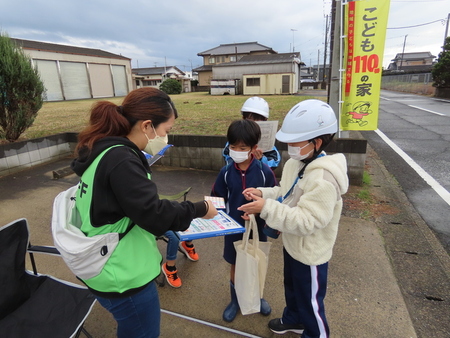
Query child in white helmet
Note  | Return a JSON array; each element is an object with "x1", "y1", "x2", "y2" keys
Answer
[
  {"x1": 222, "y1": 96, "x2": 281, "y2": 170},
  {"x1": 238, "y1": 99, "x2": 349, "y2": 337}
]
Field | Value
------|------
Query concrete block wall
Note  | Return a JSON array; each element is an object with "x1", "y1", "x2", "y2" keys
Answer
[
  {"x1": 0, "y1": 133, "x2": 367, "y2": 185},
  {"x1": 0, "y1": 133, "x2": 77, "y2": 177},
  {"x1": 160, "y1": 133, "x2": 367, "y2": 186}
]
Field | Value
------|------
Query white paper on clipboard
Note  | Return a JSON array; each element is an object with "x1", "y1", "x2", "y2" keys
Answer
[
  {"x1": 204, "y1": 196, "x2": 226, "y2": 209},
  {"x1": 255, "y1": 121, "x2": 278, "y2": 152}
]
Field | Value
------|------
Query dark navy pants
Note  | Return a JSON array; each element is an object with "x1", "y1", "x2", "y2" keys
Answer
[
  {"x1": 282, "y1": 248, "x2": 329, "y2": 338},
  {"x1": 95, "y1": 281, "x2": 160, "y2": 338}
]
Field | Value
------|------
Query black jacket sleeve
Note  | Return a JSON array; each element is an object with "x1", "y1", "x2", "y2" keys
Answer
[{"x1": 92, "y1": 147, "x2": 207, "y2": 237}]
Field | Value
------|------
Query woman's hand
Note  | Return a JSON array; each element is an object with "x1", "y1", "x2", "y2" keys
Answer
[
  {"x1": 238, "y1": 193, "x2": 265, "y2": 215},
  {"x1": 202, "y1": 200, "x2": 218, "y2": 219},
  {"x1": 242, "y1": 188, "x2": 262, "y2": 201}
]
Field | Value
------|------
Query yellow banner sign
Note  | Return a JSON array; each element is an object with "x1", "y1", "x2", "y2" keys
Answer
[{"x1": 341, "y1": 0, "x2": 390, "y2": 131}]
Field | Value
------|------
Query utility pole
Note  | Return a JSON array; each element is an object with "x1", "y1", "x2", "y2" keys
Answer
[
  {"x1": 328, "y1": 0, "x2": 339, "y2": 109},
  {"x1": 322, "y1": 14, "x2": 329, "y2": 85},
  {"x1": 444, "y1": 13, "x2": 450, "y2": 52},
  {"x1": 291, "y1": 29, "x2": 297, "y2": 53},
  {"x1": 163, "y1": 57, "x2": 167, "y2": 81},
  {"x1": 317, "y1": 50, "x2": 320, "y2": 81},
  {"x1": 328, "y1": 0, "x2": 347, "y2": 138},
  {"x1": 399, "y1": 35, "x2": 408, "y2": 70}
]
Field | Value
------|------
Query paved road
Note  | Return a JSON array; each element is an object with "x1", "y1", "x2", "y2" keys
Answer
[
  {"x1": 362, "y1": 90, "x2": 450, "y2": 253},
  {"x1": 0, "y1": 156, "x2": 423, "y2": 337}
]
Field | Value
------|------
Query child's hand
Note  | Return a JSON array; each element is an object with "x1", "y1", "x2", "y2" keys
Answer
[
  {"x1": 252, "y1": 148, "x2": 263, "y2": 160},
  {"x1": 238, "y1": 194, "x2": 265, "y2": 214},
  {"x1": 242, "y1": 188, "x2": 262, "y2": 201},
  {"x1": 241, "y1": 212, "x2": 250, "y2": 221}
]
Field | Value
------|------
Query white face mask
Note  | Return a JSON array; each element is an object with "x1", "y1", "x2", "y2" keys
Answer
[
  {"x1": 143, "y1": 125, "x2": 168, "y2": 156},
  {"x1": 229, "y1": 149, "x2": 250, "y2": 164},
  {"x1": 288, "y1": 142, "x2": 313, "y2": 161}
]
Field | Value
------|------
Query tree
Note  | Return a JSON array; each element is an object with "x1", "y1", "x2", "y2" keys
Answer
[
  {"x1": 432, "y1": 37, "x2": 450, "y2": 89},
  {"x1": 0, "y1": 34, "x2": 45, "y2": 142},
  {"x1": 159, "y1": 79, "x2": 182, "y2": 94}
]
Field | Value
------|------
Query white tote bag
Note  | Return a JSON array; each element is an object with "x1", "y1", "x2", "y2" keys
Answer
[{"x1": 234, "y1": 214, "x2": 271, "y2": 315}]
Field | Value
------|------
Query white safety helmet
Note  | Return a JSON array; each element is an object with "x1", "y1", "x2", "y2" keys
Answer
[
  {"x1": 241, "y1": 97, "x2": 270, "y2": 119},
  {"x1": 276, "y1": 99, "x2": 337, "y2": 143}
]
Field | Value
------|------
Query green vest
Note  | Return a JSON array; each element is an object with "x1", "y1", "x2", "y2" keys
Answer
[{"x1": 76, "y1": 145, "x2": 161, "y2": 293}]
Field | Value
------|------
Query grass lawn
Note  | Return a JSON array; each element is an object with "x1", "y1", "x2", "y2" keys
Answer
[{"x1": 20, "y1": 92, "x2": 320, "y2": 140}]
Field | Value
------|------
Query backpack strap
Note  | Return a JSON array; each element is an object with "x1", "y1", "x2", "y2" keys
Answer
[{"x1": 118, "y1": 222, "x2": 135, "y2": 240}]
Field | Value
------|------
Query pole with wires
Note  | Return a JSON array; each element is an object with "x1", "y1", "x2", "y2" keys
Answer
[
  {"x1": 444, "y1": 13, "x2": 450, "y2": 52},
  {"x1": 399, "y1": 35, "x2": 408, "y2": 71}
]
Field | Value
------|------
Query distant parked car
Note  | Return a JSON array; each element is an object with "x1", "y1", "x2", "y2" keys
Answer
[{"x1": 300, "y1": 78, "x2": 320, "y2": 89}]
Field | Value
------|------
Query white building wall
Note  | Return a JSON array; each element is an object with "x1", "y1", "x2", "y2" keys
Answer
[{"x1": 25, "y1": 49, "x2": 132, "y2": 101}]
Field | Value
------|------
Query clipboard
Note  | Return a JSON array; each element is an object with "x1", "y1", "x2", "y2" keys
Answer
[
  {"x1": 143, "y1": 144, "x2": 174, "y2": 166},
  {"x1": 177, "y1": 210, "x2": 245, "y2": 241}
]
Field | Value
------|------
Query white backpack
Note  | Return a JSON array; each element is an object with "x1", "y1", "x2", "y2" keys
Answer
[{"x1": 51, "y1": 185, "x2": 123, "y2": 280}]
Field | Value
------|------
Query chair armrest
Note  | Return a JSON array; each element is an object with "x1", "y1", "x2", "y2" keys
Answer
[
  {"x1": 28, "y1": 245, "x2": 60, "y2": 256},
  {"x1": 158, "y1": 187, "x2": 192, "y2": 201}
]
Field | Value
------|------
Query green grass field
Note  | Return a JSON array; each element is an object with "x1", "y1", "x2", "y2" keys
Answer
[{"x1": 21, "y1": 92, "x2": 320, "y2": 140}]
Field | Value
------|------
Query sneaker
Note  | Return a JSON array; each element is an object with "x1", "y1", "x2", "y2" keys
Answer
[
  {"x1": 179, "y1": 241, "x2": 199, "y2": 261},
  {"x1": 268, "y1": 318, "x2": 304, "y2": 335},
  {"x1": 162, "y1": 263, "x2": 182, "y2": 288}
]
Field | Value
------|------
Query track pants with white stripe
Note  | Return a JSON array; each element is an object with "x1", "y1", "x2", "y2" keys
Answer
[{"x1": 282, "y1": 248, "x2": 329, "y2": 338}]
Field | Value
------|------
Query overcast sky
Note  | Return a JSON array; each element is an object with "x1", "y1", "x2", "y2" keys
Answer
[{"x1": 1, "y1": 0, "x2": 449, "y2": 71}]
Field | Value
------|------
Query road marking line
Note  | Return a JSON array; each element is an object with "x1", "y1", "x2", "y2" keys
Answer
[
  {"x1": 161, "y1": 309, "x2": 262, "y2": 338},
  {"x1": 408, "y1": 105, "x2": 445, "y2": 116},
  {"x1": 375, "y1": 129, "x2": 450, "y2": 206}
]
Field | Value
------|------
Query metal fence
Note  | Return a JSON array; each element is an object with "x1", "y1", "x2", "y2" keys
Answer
[
  {"x1": 381, "y1": 72, "x2": 435, "y2": 95},
  {"x1": 382, "y1": 72, "x2": 433, "y2": 84}
]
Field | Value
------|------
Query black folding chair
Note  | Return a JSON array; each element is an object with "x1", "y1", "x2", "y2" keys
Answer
[{"x1": 0, "y1": 218, "x2": 96, "y2": 338}]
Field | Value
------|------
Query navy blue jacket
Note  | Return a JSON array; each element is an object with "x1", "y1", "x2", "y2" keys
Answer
[{"x1": 211, "y1": 156, "x2": 277, "y2": 228}]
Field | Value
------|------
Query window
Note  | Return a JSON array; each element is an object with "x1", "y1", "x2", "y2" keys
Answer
[
  {"x1": 143, "y1": 80, "x2": 160, "y2": 86},
  {"x1": 209, "y1": 57, "x2": 215, "y2": 64},
  {"x1": 230, "y1": 56, "x2": 236, "y2": 62},
  {"x1": 246, "y1": 77, "x2": 260, "y2": 87}
]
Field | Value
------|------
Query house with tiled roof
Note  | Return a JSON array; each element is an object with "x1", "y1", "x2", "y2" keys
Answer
[
  {"x1": 194, "y1": 42, "x2": 277, "y2": 86},
  {"x1": 132, "y1": 66, "x2": 192, "y2": 92},
  {"x1": 212, "y1": 52, "x2": 303, "y2": 95},
  {"x1": 12, "y1": 38, "x2": 132, "y2": 101},
  {"x1": 387, "y1": 51, "x2": 436, "y2": 72}
]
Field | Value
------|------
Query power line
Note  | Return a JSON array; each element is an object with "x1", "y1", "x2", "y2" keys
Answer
[{"x1": 388, "y1": 18, "x2": 447, "y2": 30}]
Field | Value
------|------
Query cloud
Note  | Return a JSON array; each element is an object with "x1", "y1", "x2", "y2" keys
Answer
[{"x1": 1, "y1": 0, "x2": 448, "y2": 70}]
